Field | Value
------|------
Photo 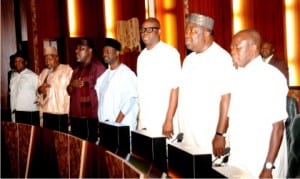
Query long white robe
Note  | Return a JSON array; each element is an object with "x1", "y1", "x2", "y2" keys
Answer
[
  {"x1": 95, "y1": 64, "x2": 138, "y2": 130},
  {"x1": 137, "y1": 41, "x2": 181, "y2": 136},
  {"x1": 177, "y1": 42, "x2": 234, "y2": 153},
  {"x1": 228, "y1": 56, "x2": 288, "y2": 178},
  {"x1": 38, "y1": 64, "x2": 73, "y2": 114}
]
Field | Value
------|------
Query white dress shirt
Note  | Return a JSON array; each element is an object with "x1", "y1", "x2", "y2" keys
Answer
[
  {"x1": 10, "y1": 68, "x2": 39, "y2": 112},
  {"x1": 137, "y1": 41, "x2": 181, "y2": 135},
  {"x1": 177, "y1": 42, "x2": 234, "y2": 153},
  {"x1": 95, "y1": 64, "x2": 138, "y2": 130},
  {"x1": 228, "y1": 56, "x2": 288, "y2": 177}
]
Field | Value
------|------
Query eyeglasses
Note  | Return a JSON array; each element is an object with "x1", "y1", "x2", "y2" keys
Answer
[{"x1": 139, "y1": 27, "x2": 159, "y2": 33}]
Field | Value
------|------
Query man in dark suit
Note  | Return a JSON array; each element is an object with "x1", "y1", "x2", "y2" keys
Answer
[{"x1": 260, "y1": 41, "x2": 289, "y2": 83}]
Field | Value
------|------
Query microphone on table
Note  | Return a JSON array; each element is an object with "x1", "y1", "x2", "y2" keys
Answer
[
  {"x1": 213, "y1": 147, "x2": 231, "y2": 167},
  {"x1": 171, "y1": 132, "x2": 184, "y2": 143}
]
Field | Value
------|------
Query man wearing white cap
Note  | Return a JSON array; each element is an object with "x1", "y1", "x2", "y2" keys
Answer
[
  {"x1": 38, "y1": 46, "x2": 73, "y2": 133},
  {"x1": 177, "y1": 13, "x2": 235, "y2": 158}
]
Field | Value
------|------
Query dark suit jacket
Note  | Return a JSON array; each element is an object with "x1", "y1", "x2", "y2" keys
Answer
[{"x1": 269, "y1": 55, "x2": 289, "y2": 83}]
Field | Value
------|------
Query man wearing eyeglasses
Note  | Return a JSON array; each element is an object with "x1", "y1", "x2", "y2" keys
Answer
[
  {"x1": 38, "y1": 46, "x2": 73, "y2": 133},
  {"x1": 136, "y1": 17, "x2": 181, "y2": 140}
]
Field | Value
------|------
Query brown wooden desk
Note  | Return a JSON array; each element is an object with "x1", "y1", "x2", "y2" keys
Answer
[{"x1": 1, "y1": 121, "x2": 108, "y2": 178}]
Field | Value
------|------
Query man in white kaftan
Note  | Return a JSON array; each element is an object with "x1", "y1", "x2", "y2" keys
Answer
[
  {"x1": 177, "y1": 13, "x2": 234, "y2": 155},
  {"x1": 95, "y1": 38, "x2": 138, "y2": 131},
  {"x1": 38, "y1": 46, "x2": 73, "y2": 132},
  {"x1": 137, "y1": 41, "x2": 181, "y2": 135},
  {"x1": 228, "y1": 29, "x2": 288, "y2": 178},
  {"x1": 137, "y1": 18, "x2": 181, "y2": 139},
  {"x1": 178, "y1": 42, "x2": 233, "y2": 152},
  {"x1": 95, "y1": 63, "x2": 138, "y2": 130}
]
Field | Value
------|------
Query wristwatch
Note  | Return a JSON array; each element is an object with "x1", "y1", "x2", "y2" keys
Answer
[
  {"x1": 216, "y1": 132, "x2": 226, "y2": 137},
  {"x1": 265, "y1": 162, "x2": 275, "y2": 170}
]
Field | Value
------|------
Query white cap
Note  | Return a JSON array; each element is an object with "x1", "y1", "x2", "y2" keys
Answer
[
  {"x1": 44, "y1": 46, "x2": 58, "y2": 55},
  {"x1": 188, "y1": 13, "x2": 214, "y2": 31}
]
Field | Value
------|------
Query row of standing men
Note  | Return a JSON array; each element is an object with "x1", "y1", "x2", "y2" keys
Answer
[{"x1": 9, "y1": 13, "x2": 290, "y2": 178}]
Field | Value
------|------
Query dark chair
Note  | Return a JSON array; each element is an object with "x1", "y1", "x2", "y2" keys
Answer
[
  {"x1": 286, "y1": 96, "x2": 299, "y2": 127},
  {"x1": 285, "y1": 96, "x2": 299, "y2": 178},
  {"x1": 285, "y1": 96, "x2": 298, "y2": 154},
  {"x1": 287, "y1": 114, "x2": 300, "y2": 178}
]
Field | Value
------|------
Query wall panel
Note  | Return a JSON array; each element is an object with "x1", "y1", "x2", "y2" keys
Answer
[{"x1": 1, "y1": 0, "x2": 17, "y2": 114}]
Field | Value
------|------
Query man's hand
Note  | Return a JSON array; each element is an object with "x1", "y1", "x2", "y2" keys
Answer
[
  {"x1": 38, "y1": 83, "x2": 50, "y2": 95},
  {"x1": 259, "y1": 168, "x2": 272, "y2": 179},
  {"x1": 70, "y1": 78, "x2": 85, "y2": 88},
  {"x1": 212, "y1": 135, "x2": 226, "y2": 157},
  {"x1": 162, "y1": 120, "x2": 173, "y2": 139}
]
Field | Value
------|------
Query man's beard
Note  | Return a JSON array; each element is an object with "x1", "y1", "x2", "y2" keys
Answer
[
  {"x1": 47, "y1": 67, "x2": 54, "y2": 72},
  {"x1": 77, "y1": 58, "x2": 82, "y2": 62}
]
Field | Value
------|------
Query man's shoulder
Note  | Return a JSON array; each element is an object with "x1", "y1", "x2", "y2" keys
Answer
[
  {"x1": 271, "y1": 55, "x2": 282, "y2": 60},
  {"x1": 270, "y1": 55, "x2": 286, "y2": 64},
  {"x1": 91, "y1": 59, "x2": 106, "y2": 76},
  {"x1": 211, "y1": 42, "x2": 230, "y2": 54},
  {"x1": 24, "y1": 68, "x2": 38, "y2": 76},
  {"x1": 262, "y1": 61, "x2": 287, "y2": 80},
  {"x1": 269, "y1": 55, "x2": 288, "y2": 70},
  {"x1": 92, "y1": 59, "x2": 105, "y2": 67},
  {"x1": 39, "y1": 68, "x2": 49, "y2": 76},
  {"x1": 119, "y1": 64, "x2": 136, "y2": 76},
  {"x1": 59, "y1": 64, "x2": 72, "y2": 70},
  {"x1": 159, "y1": 41, "x2": 179, "y2": 52},
  {"x1": 55, "y1": 64, "x2": 73, "y2": 75},
  {"x1": 208, "y1": 42, "x2": 232, "y2": 63}
]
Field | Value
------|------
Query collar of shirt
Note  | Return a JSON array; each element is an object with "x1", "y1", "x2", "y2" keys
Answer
[{"x1": 263, "y1": 54, "x2": 273, "y2": 64}]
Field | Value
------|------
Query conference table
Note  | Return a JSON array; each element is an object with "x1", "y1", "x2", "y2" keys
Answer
[{"x1": 1, "y1": 121, "x2": 248, "y2": 178}]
